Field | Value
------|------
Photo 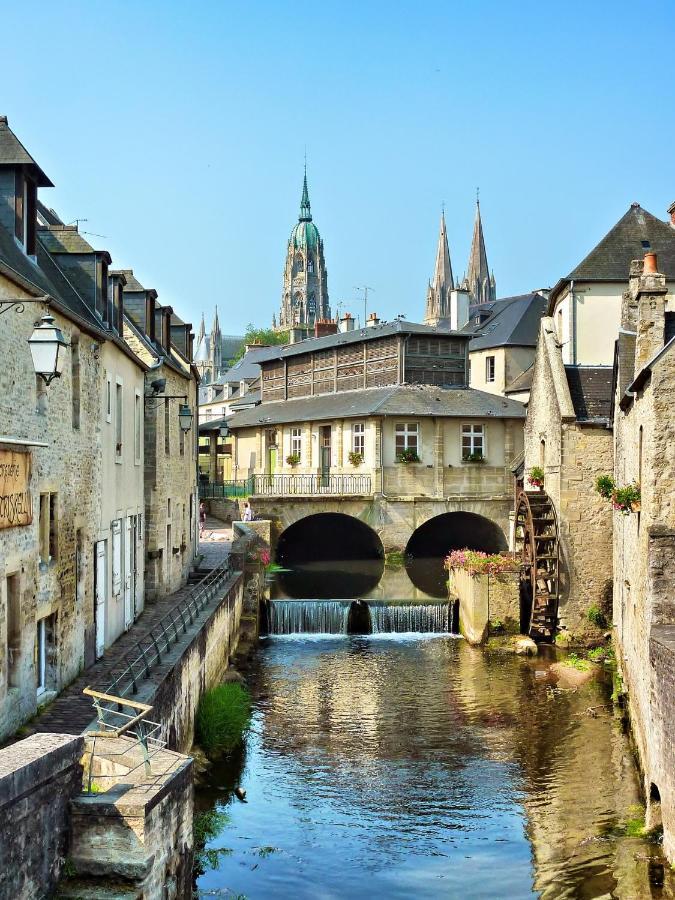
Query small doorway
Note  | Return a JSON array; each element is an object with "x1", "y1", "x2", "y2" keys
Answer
[
  {"x1": 124, "y1": 517, "x2": 133, "y2": 629},
  {"x1": 94, "y1": 540, "x2": 106, "y2": 658},
  {"x1": 265, "y1": 429, "x2": 278, "y2": 476},
  {"x1": 320, "y1": 425, "x2": 331, "y2": 487}
]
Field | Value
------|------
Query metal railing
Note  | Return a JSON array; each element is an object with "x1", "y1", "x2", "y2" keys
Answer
[
  {"x1": 201, "y1": 473, "x2": 372, "y2": 498},
  {"x1": 200, "y1": 477, "x2": 254, "y2": 499},
  {"x1": 104, "y1": 558, "x2": 235, "y2": 700},
  {"x1": 83, "y1": 688, "x2": 167, "y2": 789}
]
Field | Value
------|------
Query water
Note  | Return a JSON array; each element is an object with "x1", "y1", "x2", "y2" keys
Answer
[
  {"x1": 267, "y1": 599, "x2": 452, "y2": 635},
  {"x1": 195, "y1": 636, "x2": 675, "y2": 899}
]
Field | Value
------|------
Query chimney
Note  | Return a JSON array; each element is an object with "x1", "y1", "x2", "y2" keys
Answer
[
  {"x1": 635, "y1": 252, "x2": 667, "y2": 371},
  {"x1": 668, "y1": 201, "x2": 675, "y2": 228},
  {"x1": 450, "y1": 288, "x2": 471, "y2": 330},
  {"x1": 315, "y1": 318, "x2": 338, "y2": 338},
  {"x1": 289, "y1": 326, "x2": 306, "y2": 344},
  {"x1": 339, "y1": 312, "x2": 355, "y2": 333},
  {"x1": 366, "y1": 312, "x2": 380, "y2": 328},
  {"x1": 621, "y1": 258, "x2": 643, "y2": 331}
]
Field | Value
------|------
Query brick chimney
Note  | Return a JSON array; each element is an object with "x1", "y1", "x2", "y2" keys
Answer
[
  {"x1": 635, "y1": 252, "x2": 668, "y2": 371},
  {"x1": 366, "y1": 312, "x2": 380, "y2": 328},
  {"x1": 339, "y1": 312, "x2": 355, "y2": 333},
  {"x1": 314, "y1": 318, "x2": 338, "y2": 338}
]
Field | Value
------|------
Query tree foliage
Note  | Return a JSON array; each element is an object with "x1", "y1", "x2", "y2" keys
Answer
[{"x1": 233, "y1": 324, "x2": 289, "y2": 362}]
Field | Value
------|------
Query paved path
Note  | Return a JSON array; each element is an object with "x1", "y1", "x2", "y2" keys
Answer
[{"x1": 21, "y1": 520, "x2": 233, "y2": 740}]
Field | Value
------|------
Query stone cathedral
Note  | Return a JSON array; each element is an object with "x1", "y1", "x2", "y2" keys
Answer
[{"x1": 274, "y1": 171, "x2": 331, "y2": 332}]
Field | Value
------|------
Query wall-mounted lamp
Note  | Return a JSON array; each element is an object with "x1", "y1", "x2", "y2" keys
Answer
[
  {"x1": 178, "y1": 403, "x2": 193, "y2": 433},
  {"x1": 28, "y1": 313, "x2": 69, "y2": 385}
]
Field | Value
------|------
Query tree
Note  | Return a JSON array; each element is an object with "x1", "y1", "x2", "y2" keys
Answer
[{"x1": 232, "y1": 324, "x2": 289, "y2": 362}]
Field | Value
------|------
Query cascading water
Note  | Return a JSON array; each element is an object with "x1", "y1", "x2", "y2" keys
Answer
[
  {"x1": 267, "y1": 599, "x2": 452, "y2": 635},
  {"x1": 370, "y1": 602, "x2": 450, "y2": 634}
]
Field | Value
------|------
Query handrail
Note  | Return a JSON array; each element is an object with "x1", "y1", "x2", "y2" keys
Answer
[{"x1": 103, "y1": 558, "x2": 236, "y2": 700}]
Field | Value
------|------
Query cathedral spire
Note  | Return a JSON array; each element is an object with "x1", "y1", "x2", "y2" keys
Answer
[
  {"x1": 197, "y1": 312, "x2": 205, "y2": 344},
  {"x1": 464, "y1": 196, "x2": 496, "y2": 305},
  {"x1": 299, "y1": 167, "x2": 312, "y2": 222},
  {"x1": 424, "y1": 211, "x2": 454, "y2": 325},
  {"x1": 212, "y1": 305, "x2": 221, "y2": 337}
]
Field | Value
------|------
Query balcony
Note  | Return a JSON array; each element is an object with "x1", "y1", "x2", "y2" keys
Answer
[{"x1": 199, "y1": 473, "x2": 372, "y2": 499}]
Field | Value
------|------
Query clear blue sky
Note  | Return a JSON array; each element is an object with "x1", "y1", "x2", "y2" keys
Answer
[{"x1": 4, "y1": 0, "x2": 675, "y2": 334}]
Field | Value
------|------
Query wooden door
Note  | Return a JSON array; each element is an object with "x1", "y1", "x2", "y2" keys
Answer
[{"x1": 94, "y1": 541, "x2": 106, "y2": 658}]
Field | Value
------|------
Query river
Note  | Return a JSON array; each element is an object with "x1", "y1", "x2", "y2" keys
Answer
[{"x1": 195, "y1": 631, "x2": 674, "y2": 899}]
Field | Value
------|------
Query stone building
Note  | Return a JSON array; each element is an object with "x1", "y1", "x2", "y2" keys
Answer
[
  {"x1": 276, "y1": 170, "x2": 330, "y2": 334},
  {"x1": 0, "y1": 116, "x2": 199, "y2": 741},
  {"x1": 522, "y1": 202, "x2": 675, "y2": 638},
  {"x1": 612, "y1": 252, "x2": 675, "y2": 863}
]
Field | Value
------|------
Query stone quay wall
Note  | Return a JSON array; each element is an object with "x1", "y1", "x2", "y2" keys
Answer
[
  {"x1": 0, "y1": 732, "x2": 84, "y2": 898},
  {"x1": 448, "y1": 567, "x2": 520, "y2": 644},
  {"x1": 649, "y1": 629, "x2": 675, "y2": 861}
]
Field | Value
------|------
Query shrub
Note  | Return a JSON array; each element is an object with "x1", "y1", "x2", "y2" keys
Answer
[
  {"x1": 396, "y1": 448, "x2": 420, "y2": 464},
  {"x1": 595, "y1": 474, "x2": 615, "y2": 500},
  {"x1": 195, "y1": 683, "x2": 252, "y2": 758},
  {"x1": 528, "y1": 466, "x2": 545, "y2": 488},
  {"x1": 348, "y1": 451, "x2": 364, "y2": 467},
  {"x1": 286, "y1": 453, "x2": 301, "y2": 467},
  {"x1": 445, "y1": 549, "x2": 519, "y2": 576},
  {"x1": 587, "y1": 604, "x2": 608, "y2": 629}
]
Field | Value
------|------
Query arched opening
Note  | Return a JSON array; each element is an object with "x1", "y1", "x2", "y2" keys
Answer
[
  {"x1": 275, "y1": 513, "x2": 384, "y2": 599},
  {"x1": 405, "y1": 512, "x2": 507, "y2": 597}
]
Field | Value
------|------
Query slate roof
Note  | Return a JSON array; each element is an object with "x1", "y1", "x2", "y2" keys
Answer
[
  {"x1": 504, "y1": 364, "x2": 534, "y2": 395},
  {"x1": 564, "y1": 366, "x2": 613, "y2": 422},
  {"x1": 227, "y1": 385, "x2": 525, "y2": 429},
  {"x1": 252, "y1": 320, "x2": 470, "y2": 364},
  {"x1": 550, "y1": 204, "x2": 675, "y2": 309},
  {"x1": 0, "y1": 116, "x2": 53, "y2": 186},
  {"x1": 38, "y1": 226, "x2": 98, "y2": 255},
  {"x1": 229, "y1": 390, "x2": 260, "y2": 410},
  {"x1": 665, "y1": 312, "x2": 675, "y2": 345},
  {"x1": 217, "y1": 347, "x2": 272, "y2": 384},
  {"x1": 112, "y1": 269, "x2": 148, "y2": 293},
  {"x1": 461, "y1": 293, "x2": 547, "y2": 350}
]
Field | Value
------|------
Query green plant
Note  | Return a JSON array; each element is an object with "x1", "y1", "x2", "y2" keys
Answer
[
  {"x1": 396, "y1": 448, "x2": 420, "y2": 464},
  {"x1": 348, "y1": 451, "x2": 364, "y2": 467},
  {"x1": 195, "y1": 683, "x2": 252, "y2": 758},
  {"x1": 285, "y1": 453, "x2": 301, "y2": 467},
  {"x1": 587, "y1": 605, "x2": 608, "y2": 629},
  {"x1": 587, "y1": 646, "x2": 607, "y2": 662},
  {"x1": 463, "y1": 451, "x2": 486, "y2": 463},
  {"x1": 232, "y1": 324, "x2": 289, "y2": 362},
  {"x1": 193, "y1": 809, "x2": 232, "y2": 875},
  {"x1": 61, "y1": 857, "x2": 77, "y2": 878},
  {"x1": 446, "y1": 549, "x2": 519, "y2": 576},
  {"x1": 385, "y1": 550, "x2": 406, "y2": 567},
  {"x1": 612, "y1": 482, "x2": 641, "y2": 515},
  {"x1": 595, "y1": 474, "x2": 616, "y2": 500},
  {"x1": 528, "y1": 466, "x2": 545, "y2": 488},
  {"x1": 565, "y1": 652, "x2": 591, "y2": 671}
]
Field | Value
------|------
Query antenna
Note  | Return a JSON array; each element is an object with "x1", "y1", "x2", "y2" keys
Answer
[
  {"x1": 354, "y1": 285, "x2": 375, "y2": 327},
  {"x1": 68, "y1": 218, "x2": 88, "y2": 229}
]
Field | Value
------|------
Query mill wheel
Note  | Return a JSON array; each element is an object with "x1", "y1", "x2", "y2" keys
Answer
[{"x1": 514, "y1": 489, "x2": 560, "y2": 641}]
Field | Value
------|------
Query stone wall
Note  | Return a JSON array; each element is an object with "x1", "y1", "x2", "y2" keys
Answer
[
  {"x1": 649, "y1": 629, "x2": 675, "y2": 860},
  {"x1": 448, "y1": 567, "x2": 519, "y2": 644},
  {"x1": 0, "y1": 732, "x2": 84, "y2": 898}
]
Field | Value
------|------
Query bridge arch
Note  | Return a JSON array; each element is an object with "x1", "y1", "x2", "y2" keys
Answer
[
  {"x1": 405, "y1": 511, "x2": 508, "y2": 597},
  {"x1": 275, "y1": 512, "x2": 385, "y2": 599}
]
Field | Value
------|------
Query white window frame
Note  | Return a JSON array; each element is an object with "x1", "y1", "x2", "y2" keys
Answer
[
  {"x1": 352, "y1": 422, "x2": 365, "y2": 456},
  {"x1": 461, "y1": 423, "x2": 486, "y2": 459},
  {"x1": 394, "y1": 422, "x2": 419, "y2": 453},
  {"x1": 485, "y1": 356, "x2": 496, "y2": 383},
  {"x1": 106, "y1": 373, "x2": 112, "y2": 423},
  {"x1": 290, "y1": 427, "x2": 302, "y2": 458},
  {"x1": 134, "y1": 389, "x2": 142, "y2": 465}
]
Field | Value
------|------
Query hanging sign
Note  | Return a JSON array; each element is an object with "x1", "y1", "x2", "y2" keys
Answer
[{"x1": 0, "y1": 449, "x2": 32, "y2": 529}]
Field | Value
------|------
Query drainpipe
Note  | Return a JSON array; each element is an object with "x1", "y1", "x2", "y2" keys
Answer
[{"x1": 570, "y1": 279, "x2": 576, "y2": 365}]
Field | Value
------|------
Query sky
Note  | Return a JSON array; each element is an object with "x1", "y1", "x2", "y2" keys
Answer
[{"x1": 4, "y1": 0, "x2": 675, "y2": 335}]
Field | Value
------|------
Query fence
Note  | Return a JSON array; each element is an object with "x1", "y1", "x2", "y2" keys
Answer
[{"x1": 200, "y1": 473, "x2": 372, "y2": 498}]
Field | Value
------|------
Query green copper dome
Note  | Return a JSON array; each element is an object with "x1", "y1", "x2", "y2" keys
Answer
[{"x1": 289, "y1": 170, "x2": 320, "y2": 250}]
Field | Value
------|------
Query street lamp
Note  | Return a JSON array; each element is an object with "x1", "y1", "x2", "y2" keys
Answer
[
  {"x1": 28, "y1": 313, "x2": 68, "y2": 385},
  {"x1": 178, "y1": 403, "x2": 193, "y2": 433},
  {"x1": 219, "y1": 424, "x2": 229, "y2": 438}
]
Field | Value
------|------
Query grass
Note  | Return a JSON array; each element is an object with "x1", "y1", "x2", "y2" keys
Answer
[
  {"x1": 564, "y1": 652, "x2": 592, "y2": 671},
  {"x1": 587, "y1": 605, "x2": 608, "y2": 629},
  {"x1": 385, "y1": 550, "x2": 406, "y2": 567},
  {"x1": 195, "y1": 683, "x2": 252, "y2": 758}
]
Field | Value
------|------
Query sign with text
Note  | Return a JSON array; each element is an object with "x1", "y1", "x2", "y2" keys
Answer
[{"x1": 0, "y1": 449, "x2": 32, "y2": 529}]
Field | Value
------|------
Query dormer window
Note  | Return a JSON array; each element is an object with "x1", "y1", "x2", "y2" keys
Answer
[
  {"x1": 96, "y1": 257, "x2": 109, "y2": 321},
  {"x1": 15, "y1": 172, "x2": 37, "y2": 256}
]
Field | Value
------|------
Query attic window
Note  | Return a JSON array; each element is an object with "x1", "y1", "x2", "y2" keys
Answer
[{"x1": 641, "y1": 241, "x2": 651, "y2": 249}]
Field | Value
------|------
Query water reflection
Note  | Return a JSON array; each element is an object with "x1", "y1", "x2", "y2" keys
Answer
[{"x1": 196, "y1": 637, "x2": 675, "y2": 899}]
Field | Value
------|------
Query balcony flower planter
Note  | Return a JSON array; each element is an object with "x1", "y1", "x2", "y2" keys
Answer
[
  {"x1": 348, "y1": 451, "x2": 364, "y2": 467},
  {"x1": 463, "y1": 453, "x2": 486, "y2": 464},
  {"x1": 610, "y1": 482, "x2": 641, "y2": 516},
  {"x1": 396, "y1": 450, "x2": 420, "y2": 464},
  {"x1": 286, "y1": 454, "x2": 301, "y2": 467},
  {"x1": 527, "y1": 466, "x2": 545, "y2": 489}
]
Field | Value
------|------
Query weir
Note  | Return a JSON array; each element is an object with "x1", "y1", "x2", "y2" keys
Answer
[{"x1": 266, "y1": 599, "x2": 453, "y2": 635}]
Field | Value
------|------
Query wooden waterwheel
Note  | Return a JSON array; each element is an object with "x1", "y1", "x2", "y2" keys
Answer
[{"x1": 514, "y1": 489, "x2": 560, "y2": 641}]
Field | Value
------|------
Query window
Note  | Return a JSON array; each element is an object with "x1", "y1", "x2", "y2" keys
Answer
[
  {"x1": 106, "y1": 374, "x2": 112, "y2": 423},
  {"x1": 115, "y1": 380, "x2": 123, "y2": 459},
  {"x1": 291, "y1": 427, "x2": 302, "y2": 458},
  {"x1": 353, "y1": 422, "x2": 365, "y2": 456},
  {"x1": 36, "y1": 614, "x2": 56, "y2": 695},
  {"x1": 395, "y1": 423, "x2": 419, "y2": 454},
  {"x1": 164, "y1": 399, "x2": 170, "y2": 455},
  {"x1": 461, "y1": 424, "x2": 485, "y2": 459},
  {"x1": 485, "y1": 356, "x2": 496, "y2": 383},
  {"x1": 307, "y1": 257, "x2": 314, "y2": 274},
  {"x1": 295, "y1": 254, "x2": 304, "y2": 272},
  {"x1": 557, "y1": 308, "x2": 563, "y2": 341},
  {"x1": 134, "y1": 390, "x2": 142, "y2": 463},
  {"x1": 6, "y1": 573, "x2": 21, "y2": 688},
  {"x1": 71, "y1": 335, "x2": 80, "y2": 429},
  {"x1": 39, "y1": 493, "x2": 58, "y2": 562}
]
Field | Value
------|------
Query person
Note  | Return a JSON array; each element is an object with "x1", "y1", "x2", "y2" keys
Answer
[
  {"x1": 242, "y1": 501, "x2": 253, "y2": 522},
  {"x1": 199, "y1": 500, "x2": 207, "y2": 537}
]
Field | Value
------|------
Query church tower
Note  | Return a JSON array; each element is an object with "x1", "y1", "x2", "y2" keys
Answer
[
  {"x1": 462, "y1": 199, "x2": 496, "y2": 306},
  {"x1": 424, "y1": 212, "x2": 454, "y2": 326},
  {"x1": 277, "y1": 170, "x2": 330, "y2": 331}
]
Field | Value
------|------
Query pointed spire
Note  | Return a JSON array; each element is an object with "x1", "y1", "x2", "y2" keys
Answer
[
  {"x1": 197, "y1": 312, "x2": 205, "y2": 343},
  {"x1": 299, "y1": 165, "x2": 312, "y2": 222},
  {"x1": 212, "y1": 305, "x2": 221, "y2": 336},
  {"x1": 465, "y1": 195, "x2": 495, "y2": 304},
  {"x1": 424, "y1": 211, "x2": 454, "y2": 325}
]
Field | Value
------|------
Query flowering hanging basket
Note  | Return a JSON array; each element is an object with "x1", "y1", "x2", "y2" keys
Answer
[{"x1": 527, "y1": 466, "x2": 545, "y2": 489}]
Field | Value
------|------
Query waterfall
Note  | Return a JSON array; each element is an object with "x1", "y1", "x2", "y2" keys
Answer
[
  {"x1": 267, "y1": 599, "x2": 451, "y2": 635},
  {"x1": 370, "y1": 603, "x2": 450, "y2": 634},
  {"x1": 269, "y1": 600, "x2": 350, "y2": 634}
]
